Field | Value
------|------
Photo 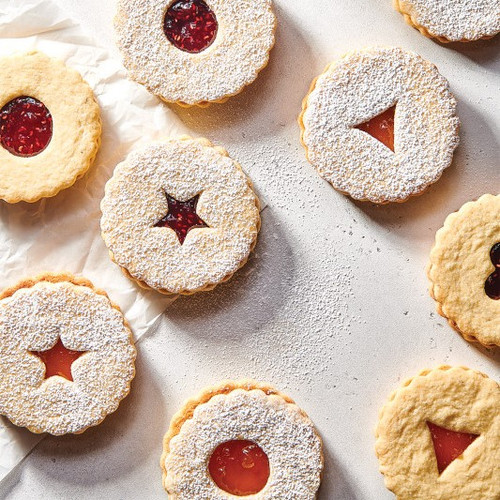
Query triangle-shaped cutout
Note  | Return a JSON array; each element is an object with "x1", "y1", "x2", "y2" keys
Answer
[
  {"x1": 354, "y1": 105, "x2": 396, "y2": 152},
  {"x1": 427, "y1": 421, "x2": 479, "y2": 474}
]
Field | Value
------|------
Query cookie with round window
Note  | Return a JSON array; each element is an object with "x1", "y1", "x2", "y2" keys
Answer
[
  {"x1": 0, "y1": 273, "x2": 136, "y2": 435},
  {"x1": 0, "y1": 51, "x2": 101, "y2": 203},
  {"x1": 161, "y1": 380, "x2": 323, "y2": 498},
  {"x1": 299, "y1": 47, "x2": 459, "y2": 204},
  {"x1": 375, "y1": 366, "x2": 499, "y2": 499},
  {"x1": 428, "y1": 194, "x2": 500, "y2": 347},
  {"x1": 394, "y1": 0, "x2": 500, "y2": 43},
  {"x1": 114, "y1": 0, "x2": 276, "y2": 106}
]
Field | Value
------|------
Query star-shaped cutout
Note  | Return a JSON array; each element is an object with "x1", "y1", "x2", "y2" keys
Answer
[
  {"x1": 355, "y1": 105, "x2": 396, "y2": 152},
  {"x1": 154, "y1": 192, "x2": 209, "y2": 245},
  {"x1": 427, "y1": 421, "x2": 479, "y2": 474},
  {"x1": 30, "y1": 337, "x2": 86, "y2": 382}
]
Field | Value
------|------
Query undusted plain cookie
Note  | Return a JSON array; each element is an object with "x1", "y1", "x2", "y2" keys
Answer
[
  {"x1": 428, "y1": 194, "x2": 500, "y2": 347},
  {"x1": 375, "y1": 366, "x2": 500, "y2": 499},
  {"x1": 299, "y1": 47, "x2": 459, "y2": 204},
  {"x1": 161, "y1": 380, "x2": 323, "y2": 498},
  {"x1": 0, "y1": 51, "x2": 101, "y2": 203}
]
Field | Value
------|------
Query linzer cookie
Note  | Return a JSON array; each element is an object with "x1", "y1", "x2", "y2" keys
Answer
[
  {"x1": 375, "y1": 366, "x2": 500, "y2": 499},
  {"x1": 394, "y1": 0, "x2": 500, "y2": 42},
  {"x1": 299, "y1": 47, "x2": 459, "y2": 203},
  {"x1": 428, "y1": 194, "x2": 500, "y2": 347},
  {"x1": 0, "y1": 51, "x2": 101, "y2": 203},
  {"x1": 161, "y1": 380, "x2": 323, "y2": 498},
  {"x1": 114, "y1": 0, "x2": 276, "y2": 106},
  {"x1": 100, "y1": 137, "x2": 260, "y2": 295},
  {"x1": 0, "y1": 273, "x2": 136, "y2": 435}
]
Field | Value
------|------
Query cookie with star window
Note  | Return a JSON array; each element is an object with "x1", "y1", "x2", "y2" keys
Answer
[
  {"x1": 0, "y1": 273, "x2": 136, "y2": 435},
  {"x1": 100, "y1": 136, "x2": 261, "y2": 295}
]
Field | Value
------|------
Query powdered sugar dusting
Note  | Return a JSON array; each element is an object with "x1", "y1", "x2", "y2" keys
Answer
[
  {"x1": 0, "y1": 280, "x2": 136, "y2": 435},
  {"x1": 165, "y1": 388, "x2": 322, "y2": 499},
  {"x1": 300, "y1": 47, "x2": 460, "y2": 203},
  {"x1": 114, "y1": 0, "x2": 276, "y2": 104},
  {"x1": 396, "y1": 0, "x2": 500, "y2": 41},
  {"x1": 100, "y1": 137, "x2": 260, "y2": 294}
]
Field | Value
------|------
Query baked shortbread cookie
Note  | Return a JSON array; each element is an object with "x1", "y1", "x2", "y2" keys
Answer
[
  {"x1": 0, "y1": 273, "x2": 136, "y2": 435},
  {"x1": 394, "y1": 0, "x2": 500, "y2": 43},
  {"x1": 114, "y1": 0, "x2": 276, "y2": 106},
  {"x1": 299, "y1": 47, "x2": 459, "y2": 204},
  {"x1": 428, "y1": 194, "x2": 500, "y2": 347},
  {"x1": 101, "y1": 137, "x2": 260, "y2": 295},
  {"x1": 375, "y1": 366, "x2": 500, "y2": 499},
  {"x1": 161, "y1": 380, "x2": 323, "y2": 498},
  {"x1": 0, "y1": 51, "x2": 101, "y2": 203}
]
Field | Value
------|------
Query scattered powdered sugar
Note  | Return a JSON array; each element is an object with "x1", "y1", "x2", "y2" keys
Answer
[
  {"x1": 301, "y1": 47, "x2": 460, "y2": 203},
  {"x1": 100, "y1": 137, "x2": 260, "y2": 294},
  {"x1": 114, "y1": 0, "x2": 276, "y2": 104},
  {"x1": 396, "y1": 0, "x2": 500, "y2": 41},
  {"x1": 0, "y1": 280, "x2": 136, "y2": 435},
  {"x1": 165, "y1": 388, "x2": 322, "y2": 499}
]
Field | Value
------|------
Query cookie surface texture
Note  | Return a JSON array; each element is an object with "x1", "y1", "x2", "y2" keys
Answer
[{"x1": 394, "y1": 0, "x2": 500, "y2": 42}]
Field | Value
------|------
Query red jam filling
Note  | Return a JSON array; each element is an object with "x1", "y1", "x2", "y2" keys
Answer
[
  {"x1": 0, "y1": 96, "x2": 53, "y2": 157},
  {"x1": 208, "y1": 440, "x2": 270, "y2": 496},
  {"x1": 163, "y1": 0, "x2": 218, "y2": 54},
  {"x1": 154, "y1": 192, "x2": 208, "y2": 245},
  {"x1": 31, "y1": 338, "x2": 85, "y2": 382},
  {"x1": 485, "y1": 242, "x2": 500, "y2": 300},
  {"x1": 355, "y1": 105, "x2": 395, "y2": 152},
  {"x1": 427, "y1": 421, "x2": 479, "y2": 474}
]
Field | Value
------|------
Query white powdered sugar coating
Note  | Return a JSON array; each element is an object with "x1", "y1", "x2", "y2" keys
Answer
[
  {"x1": 0, "y1": 281, "x2": 136, "y2": 435},
  {"x1": 396, "y1": 0, "x2": 500, "y2": 41},
  {"x1": 300, "y1": 47, "x2": 460, "y2": 204},
  {"x1": 114, "y1": 0, "x2": 276, "y2": 104},
  {"x1": 164, "y1": 389, "x2": 323, "y2": 499},
  {"x1": 100, "y1": 137, "x2": 260, "y2": 294}
]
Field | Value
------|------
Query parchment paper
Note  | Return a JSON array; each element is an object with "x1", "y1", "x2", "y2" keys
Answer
[{"x1": 0, "y1": 0, "x2": 186, "y2": 481}]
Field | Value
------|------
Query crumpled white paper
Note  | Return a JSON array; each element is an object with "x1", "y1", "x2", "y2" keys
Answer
[{"x1": 0, "y1": 0, "x2": 187, "y2": 482}]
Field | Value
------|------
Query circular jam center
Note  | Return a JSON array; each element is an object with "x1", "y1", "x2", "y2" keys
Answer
[
  {"x1": 31, "y1": 338, "x2": 85, "y2": 382},
  {"x1": 163, "y1": 0, "x2": 218, "y2": 53},
  {"x1": 0, "y1": 96, "x2": 53, "y2": 157},
  {"x1": 356, "y1": 105, "x2": 395, "y2": 152},
  {"x1": 208, "y1": 440, "x2": 270, "y2": 496},
  {"x1": 485, "y1": 242, "x2": 500, "y2": 300}
]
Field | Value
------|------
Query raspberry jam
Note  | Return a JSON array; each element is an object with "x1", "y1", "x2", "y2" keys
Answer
[
  {"x1": 356, "y1": 105, "x2": 395, "y2": 152},
  {"x1": 427, "y1": 422, "x2": 479, "y2": 474},
  {"x1": 0, "y1": 96, "x2": 53, "y2": 157},
  {"x1": 208, "y1": 440, "x2": 270, "y2": 496},
  {"x1": 155, "y1": 192, "x2": 208, "y2": 245},
  {"x1": 163, "y1": 0, "x2": 218, "y2": 53},
  {"x1": 485, "y1": 242, "x2": 500, "y2": 300},
  {"x1": 31, "y1": 338, "x2": 85, "y2": 382}
]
